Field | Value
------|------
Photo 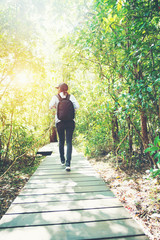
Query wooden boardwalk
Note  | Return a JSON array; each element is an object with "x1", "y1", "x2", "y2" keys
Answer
[{"x1": 0, "y1": 143, "x2": 148, "y2": 240}]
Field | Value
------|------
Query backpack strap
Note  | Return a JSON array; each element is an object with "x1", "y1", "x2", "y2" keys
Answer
[
  {"x1": 56, "y1": 94, "x2": 62, "y2": 101},
  {"x1": 56, "y1": 94, "x2": 70, "y2": 101},
  {"x1": 66, "y1": 94, "x2": 70, "y2": 100}
]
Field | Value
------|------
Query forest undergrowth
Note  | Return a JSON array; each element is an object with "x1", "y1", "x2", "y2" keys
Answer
[
  {"x1": 89, "y1": 154, "x2": 160, "y2": 240},
  {"x1": 0, "y1": 156, "x2": 44, "y2": 219}
]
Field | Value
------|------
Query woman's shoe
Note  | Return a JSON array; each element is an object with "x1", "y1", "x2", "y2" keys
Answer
[{"x1": 65, "y1": 166, "x2": 71, "y2": 172}]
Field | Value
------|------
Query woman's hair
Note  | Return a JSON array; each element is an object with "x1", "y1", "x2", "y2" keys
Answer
[
  {"x1": 58, "y1": 83, "x2": 68, "y2": 95},
  {"x1": 62, "y1": 90, "x2": 68, "y2": 96}
]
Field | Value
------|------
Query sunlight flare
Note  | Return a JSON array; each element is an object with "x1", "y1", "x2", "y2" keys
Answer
[{"x1": 14, "y1": 71, "x2": 33, "y2": 86}]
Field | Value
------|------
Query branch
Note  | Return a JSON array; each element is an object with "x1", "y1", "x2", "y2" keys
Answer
[
  {"x1": 116, "y1": 125, "x2": 133, "y2": 165},
  {"x1": 4, "y1": 111, "x2": 14, "y2": 161},
  {"x1": 107, "y1": 88, "x2": 144, "y2": 141},
  {"x1": 0, "y1": 121, "x2": 54, "y2": 180},
  {"x1": 0, "y1": 80, "x2": 13, "y2": 101},
  {"x1": 0, "y1": 61, "x2": 16, "y2": 85},
  {"x1": 80, "y1": 54, "x2": 100, "y2": 65}
]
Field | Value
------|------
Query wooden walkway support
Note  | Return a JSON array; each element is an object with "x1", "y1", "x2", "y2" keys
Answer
[
  {"x1": 37, "y1": 143, "x2": 55, "y2": 156},
  {"x1": 0, "y1": 143, "x2": 148, "y2": 240}
]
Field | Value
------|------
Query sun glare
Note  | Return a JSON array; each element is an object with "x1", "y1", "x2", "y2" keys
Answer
[{"x1": 15, "y1": 71, "x2": 33, "y2": 86}]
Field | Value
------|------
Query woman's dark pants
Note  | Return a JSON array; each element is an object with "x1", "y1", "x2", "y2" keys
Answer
[{"x1": 56, "y1": 121, "x2": 75, "y2": 167}]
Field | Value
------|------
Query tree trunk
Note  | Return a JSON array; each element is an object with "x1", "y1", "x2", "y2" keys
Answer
[
  {"x1": 4, "y1": 111, "x2": 14, "y2": 161},
  {"x1": 50, "y1": 127, "x2": 58, "y2": 142},
  {"x1": 139, "y1": 109, "x2": 157, "y2": 166},
  {"x1": 0, "y1": 134, "x2": 2, "y2": 161},
  {"x1": 127, "y1": 117, "x2": 133, "y2": 156},
  {"x1": 111, "y1": 113, "x2": 119, "y2": 152},
  {"x1": 158, "y1": 97, "x2": 160, "y2": 121},
  {"x1": 159, "y1": 97, "x2": 160, "y2": 138},
  {"x1": 140, "y1": 109, "x2": 149, "y2": 147}
]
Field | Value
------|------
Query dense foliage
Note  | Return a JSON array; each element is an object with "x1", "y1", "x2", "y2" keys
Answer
[
  {"x1": 60, "y1": 0, "x2": 160, "y2": 168},
  {"x1": 0, "y1": 0, "x2": 55, "y2": 164},
  {"x1": 0, "y1": 0, "x2": 159, "y2": 172},
  {"x1": 0, "y1": 0, "x2": 89, "y2": 168}
]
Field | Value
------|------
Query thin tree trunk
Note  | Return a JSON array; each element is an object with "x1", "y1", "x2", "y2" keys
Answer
[
  {"x1": 158, "y1": 97, "x2": 160, "y2": 122},
  {"x1": 139, "y1": 108, "x2": 157, "y2": 166},
  {"x1": 127, "y1": 116, "x2": 133, "y2": 156},
  {"x1": 0, "y1": 134, "x2": 2, "y2": 161},
  {"x1": 158, "y1": 97, "x2": 160, "y2": 138},
  {"x1": 4, "y1": 111, "x2": 14, "y2": 161},
  {"x1": 111, "y1": 113, "x2": 119, "y2": 153},
  {"x1": 140, "y1": 109, "x2": 149, "y2": 147}
]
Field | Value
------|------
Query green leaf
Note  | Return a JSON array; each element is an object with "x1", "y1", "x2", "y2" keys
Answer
[
  {"x1": 148, "y1": 144, "x2": 154, "y2": 147},
  {"x1": 145, "y1": 146, "x2": 159, "y2": 153},
  {"x1": 154, "y1": 152, "x2": 160, "y2": 160},
  {"x1": 147, "y1": 87, "x2": 152, "y2": 92},
  {"x1": 117, "y1": 0, "x2": 122, "y2": 11},
  {"x1": 154, "y1": 136, "x2": 160, "y2": 146},
  {"x1": 150, "y1": 150, "x2": 157, "y2": 156},
  {"x1": 151, "y1": 146, "x2": 159, "y2": 151},
  {"x1": 145, "y1": 149, "x2": 150, "y2": 153}
]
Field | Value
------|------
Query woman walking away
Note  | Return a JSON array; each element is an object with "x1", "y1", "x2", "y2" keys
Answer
[{"x1": 49, "y1": 83, "x2": 79, "y2": 171}]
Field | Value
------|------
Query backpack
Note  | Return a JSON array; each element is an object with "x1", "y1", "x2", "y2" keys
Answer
[{"x1": 57, "y1": 94, "x2": 75, "y2": 121}]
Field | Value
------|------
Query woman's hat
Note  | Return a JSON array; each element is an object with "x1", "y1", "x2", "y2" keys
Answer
[{"x1": 55, "y1": 83, "x2": 68, "y2": 92}]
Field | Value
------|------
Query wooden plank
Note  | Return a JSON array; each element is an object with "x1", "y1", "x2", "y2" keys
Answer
[
  {"x1": 33, "y1": 169, "x2": 95, "y2": 175},
  {"x1": 38, "y1": 164, "x2": 91, "y2": 169},
  {"x1": 0, "y1": 219, "x2": 147, "y2": 240},
  {"x1": 42, "y1": 154, "x2": 87, "y2": 159},
  {"x1": 41, "y1": 156, "x2": 89, "y2": 161},
  {"x1": 41, "y1": 155, "x2": 87, "y2": 160},
  {"x1": 38, "y1": 165, "x2": 92, "y2": 169},
  {"x1": 104, "y1": 238, "x2": 148, "y2": 240},
  {"x1": 6, "y1": 198, "x2": 123, "y2": 214},
  {"x1": 38, "y1": 161, "x2": 91, "y2": 166},
  {"x1": 40, "y1": 156, "x2": 90, "y2": 162},
  {"x1": 23, "y1": 181, "x2": 106, "y2": 189},
  {"x1": 13, "y1": 191, "x2": 116, "y2": 204},
  {"x1": 42, "y1": 155, "x2": 87, "y2": 160},
  {"x1": 29, "y1": 174, "x2": 101, "y2": 180},
  {"x1": 0, "y1": 207, "x2": 132, "y2": 228},
  {"x1": 19, "y1": 185, "x2": 109, "y2": 195},
  {"x1": 37, "y1": 158, "x2": 91, "y2": 163},
  {"x1": 29, "y1": 173, "x2": 100, "y2": 180},
  {"x1": 37, "y1": 143, "x2": 57, "y2": 156},
  {"x1": 24, "y1": 179, "x2": 106, "y2": 188},
  {"x1": 105, "y1": 237, "x2": 148, "y2": 240},
  {"x1": 24, "y1": 180, "x2": 106, "y2": 189},
  {"x1": 27, "y1": 177, "x2": 104, "y2": 185},
  {"x1": 39, "y1": 161, "x2": 90, "y2": 166}
]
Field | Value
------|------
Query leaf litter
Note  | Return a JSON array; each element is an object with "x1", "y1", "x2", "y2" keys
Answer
[{"x1": 89, "y1": 156, "x2": 160, "y2": 240}]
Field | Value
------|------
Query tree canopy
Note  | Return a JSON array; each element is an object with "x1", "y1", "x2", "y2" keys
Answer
[{"x1": 0, "y1": 0, "x2": 159, "y2": 169}]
